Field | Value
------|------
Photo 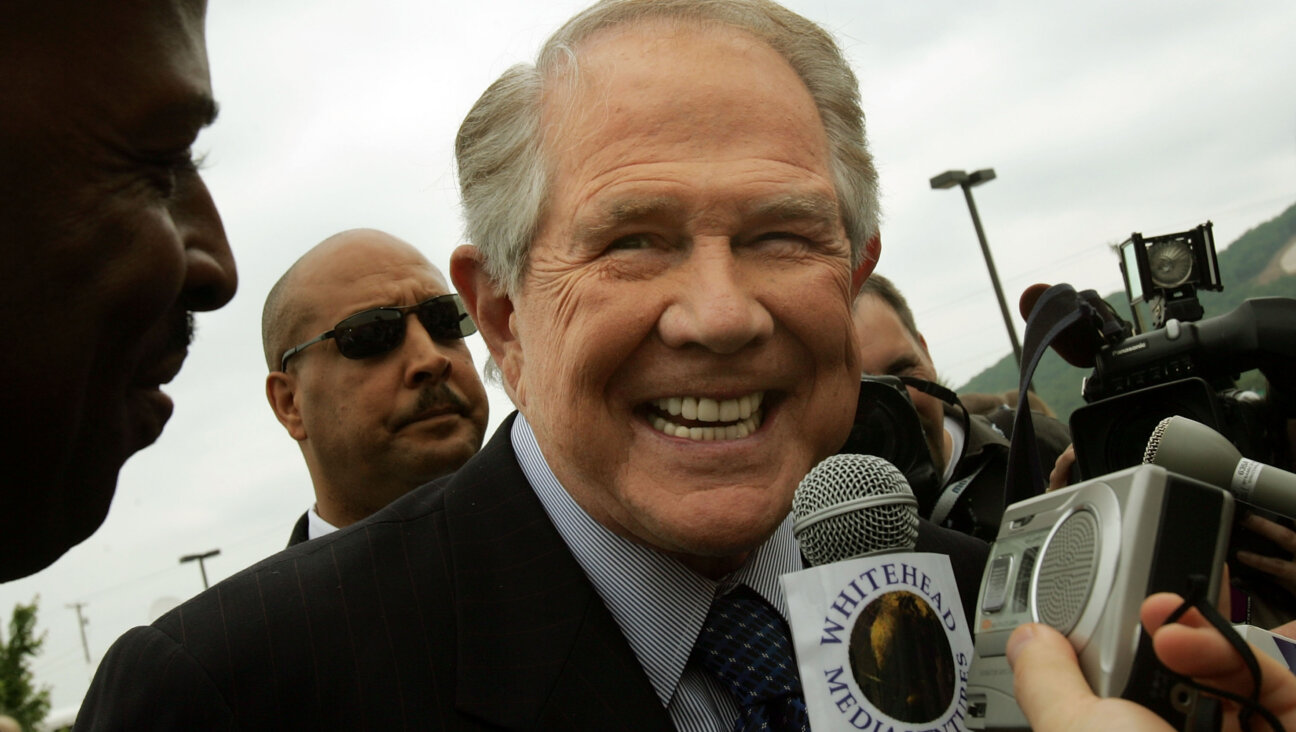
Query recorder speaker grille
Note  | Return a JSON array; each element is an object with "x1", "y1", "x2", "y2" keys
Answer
[{"x1": 1033, "y1": 509, "x2": 1100, "y2": 635}]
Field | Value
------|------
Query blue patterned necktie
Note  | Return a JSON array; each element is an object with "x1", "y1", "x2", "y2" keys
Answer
[{"x1": 691, "y1": 586, "x2": 810, "y2": 732}]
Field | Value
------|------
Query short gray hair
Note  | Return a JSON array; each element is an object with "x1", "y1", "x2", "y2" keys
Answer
[{"x1": 455, "y1": 0, "x2": 880, "y2": 293}]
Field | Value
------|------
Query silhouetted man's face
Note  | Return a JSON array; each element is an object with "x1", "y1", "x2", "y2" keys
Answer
[{"x1": 0, "y1": 0, "x2": 238, "y2": 579}]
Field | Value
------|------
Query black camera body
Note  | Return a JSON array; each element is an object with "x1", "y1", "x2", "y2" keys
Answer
[
  {"x1": 1066, "y1": 224, "x2": 1296, "y2": 617},
  {"x1": 840, "y1": 375, "x2": 941, "y2": 516},
  {"x1": 1069, "y1": 298, "x2": 1295, "y2": 479}
]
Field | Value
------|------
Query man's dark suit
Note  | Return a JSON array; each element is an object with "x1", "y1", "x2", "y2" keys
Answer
[{"x1": 75, "y1": 414, "x2": 989, "y2": 730}]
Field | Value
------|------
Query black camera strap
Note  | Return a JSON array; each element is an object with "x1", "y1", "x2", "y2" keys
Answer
[
  {"x1": 897, "y1": 376, "x2": 978, "y2": 525},
  {"x1": 931, "y1": 461, "x2": 989, "y2": 526},
  {"x1": 1004, "y1": 283, "x2": 1096, "y2": 505}
]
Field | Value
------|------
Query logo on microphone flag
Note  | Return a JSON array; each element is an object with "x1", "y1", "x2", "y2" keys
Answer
[{"x1": 781, "y1": 553, "x2": 973, "y2": 731}]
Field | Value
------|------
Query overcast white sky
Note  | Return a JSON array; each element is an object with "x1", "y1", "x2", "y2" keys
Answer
[{"x1": 5, "y1": 0, "x2": 1296, "y2": 713}]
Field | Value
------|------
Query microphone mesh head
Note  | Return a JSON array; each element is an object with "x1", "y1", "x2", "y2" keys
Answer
[
  {"x1": 793, "y1": 454, "x2": 919, "y2": 566},
  {"x1": 1142, "y1": 416, "x2": 1174, "y2": 465}
]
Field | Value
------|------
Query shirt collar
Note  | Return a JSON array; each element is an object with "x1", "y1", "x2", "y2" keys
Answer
[
  {"x1": 511, "y1": 414, "x2": 802, "y2": 708},
  {"x1": 307, "y1": 504, "x2": 340, "y2": 541}
]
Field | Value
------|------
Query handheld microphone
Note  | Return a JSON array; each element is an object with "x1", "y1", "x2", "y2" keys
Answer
[
  {"x1": 783, "y1": 455, "x2": 973, "y2": 730},
  {"x1": 792, "y1": 453, "x2": 919, "y2": 565},
  {"x1": 1018, "y1": 283, "x2": 1132, "y2": 368},
  {"x1": 1019, "y1": 283, "x2": 1098, "y2": 368},
  {"x1": 1144, "y1": 415, "x2": 1296, "y2": 517}
]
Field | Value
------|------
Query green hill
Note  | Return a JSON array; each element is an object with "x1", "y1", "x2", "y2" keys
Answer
[{"x1": 957, "y1": 201, "x2": 1296, "y2": 421}]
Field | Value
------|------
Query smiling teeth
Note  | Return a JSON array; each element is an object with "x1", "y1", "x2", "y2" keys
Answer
[
  {"x1": 649, "y1": 392, "x2": 764, "y2": 441},
  {"x1": 656, "y1": 393, "x2": 763, "y2": 421}
]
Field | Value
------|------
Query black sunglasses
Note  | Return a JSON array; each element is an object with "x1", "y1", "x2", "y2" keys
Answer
[{"x1": 280, "y1": 293, "x2": 476, "y2": 371}]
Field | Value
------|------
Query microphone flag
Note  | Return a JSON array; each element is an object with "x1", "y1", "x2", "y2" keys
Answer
[{"x1": 780, "y1": 552, "x2": 973, "y2": 731}]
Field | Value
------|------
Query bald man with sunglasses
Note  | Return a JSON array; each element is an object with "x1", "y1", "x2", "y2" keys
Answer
[{"x1": 262, "y1": 229, "x2": 489, "y2": 544}]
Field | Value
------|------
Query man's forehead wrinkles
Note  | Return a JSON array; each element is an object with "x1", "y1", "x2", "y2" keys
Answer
[{"x1": 310, "y1": 266, "x2": 446, "y2": 323}]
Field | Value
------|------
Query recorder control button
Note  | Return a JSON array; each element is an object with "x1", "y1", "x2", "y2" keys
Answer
[
  {"x1": 983, "y1": 555, "x2": 1013, "y2": 613},
  {"x1": 1014, "y1": 547, "x2": 1040, "y2": 614}
]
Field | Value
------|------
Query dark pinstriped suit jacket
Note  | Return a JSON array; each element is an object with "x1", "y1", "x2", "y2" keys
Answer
[{"x1": 75, "y1": 413, "x2": 988, "y2": 730}]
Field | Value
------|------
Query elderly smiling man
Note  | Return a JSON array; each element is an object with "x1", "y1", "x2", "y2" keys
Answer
[{"x1": 77, "y1": 1, "x2": 986, "y2": 728}]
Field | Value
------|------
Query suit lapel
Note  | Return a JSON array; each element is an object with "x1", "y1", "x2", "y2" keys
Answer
[{"x1": 444, "y1": 414, "x2": 671, "y2": 729}]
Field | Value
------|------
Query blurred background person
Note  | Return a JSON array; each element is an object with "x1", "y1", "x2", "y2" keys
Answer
[
  {"x1": 852, "y1": 274, "x2": 1069, "y2": 540},
  {"x1": 961, "y1": 389, "x2": 1057, "y2": 419}
]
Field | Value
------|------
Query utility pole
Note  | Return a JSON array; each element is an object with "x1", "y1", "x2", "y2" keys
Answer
[{"x1": 66, "y1": 601, "x2": 90, "y2": 664}]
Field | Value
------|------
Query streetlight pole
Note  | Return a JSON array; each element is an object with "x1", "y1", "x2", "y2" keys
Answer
[
  {"x1": 179, "y1": 549, "x2": 221, "y2": 590},
  {"x1": 930, "y1": 168, "x2": 1023, "y2": 367}
]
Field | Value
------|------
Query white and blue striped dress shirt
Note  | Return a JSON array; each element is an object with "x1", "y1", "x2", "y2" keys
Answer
[{"x1": 513, "y1": 415, "x2": 804, "y2": 731}]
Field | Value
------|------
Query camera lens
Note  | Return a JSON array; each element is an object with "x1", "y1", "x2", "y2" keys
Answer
[{"x1": 1072, "y1": 379, "x2": 1220, "y2": 476}]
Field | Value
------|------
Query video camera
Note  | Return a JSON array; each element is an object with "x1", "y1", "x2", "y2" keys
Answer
[
  {"x1": 973, "y1": 223, "x2": 1296, "y2": 728},
  {"x1": 840, "y1": 375, "x2": 942, "y2": 514},
  {"x1": 1067, "y1": 222, "x2": 1296, "y2": 480}
]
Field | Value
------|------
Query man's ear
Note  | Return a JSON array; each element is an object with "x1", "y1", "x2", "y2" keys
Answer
[
  {"x1": 450, "y1": 245, "x2": 523, "y2": 398},
  {"x1": 918, "y1": 332, "x2": 934, "y2": 360},
  {"x1": 851, "y1": 233, "x2": 882, "y2": 294},
  {"x1": 266, "y1": 372, "x2": 306, "y2": 441}
]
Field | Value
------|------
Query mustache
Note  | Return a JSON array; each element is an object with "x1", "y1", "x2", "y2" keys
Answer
[
  {"x1": 167, "y1": 312, "x2": 196, "y2": 352},
  {"x1": 395, "y1": 382, "x2": 471, "y2": 428}
]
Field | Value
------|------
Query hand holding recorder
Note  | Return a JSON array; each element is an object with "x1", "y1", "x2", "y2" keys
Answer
[{"x1": 1008, "y1": 593, "x2": 1296, "y2": 732}]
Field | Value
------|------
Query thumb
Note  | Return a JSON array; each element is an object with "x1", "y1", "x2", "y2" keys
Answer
[{"x1": 1007, "y1": 623, "x2": 1094, "y2": 728}]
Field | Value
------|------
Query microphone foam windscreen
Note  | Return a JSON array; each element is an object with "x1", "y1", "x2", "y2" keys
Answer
[
  {"x1": 1018, "y1": 283, "x2": 1050, "y2": 322},
  {"x1": 793, "y1": 454, "x2": 919, "y2": 566},
  {"x1": 1142, "y1": 417, "x2": 1174, "y2": 465}
]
